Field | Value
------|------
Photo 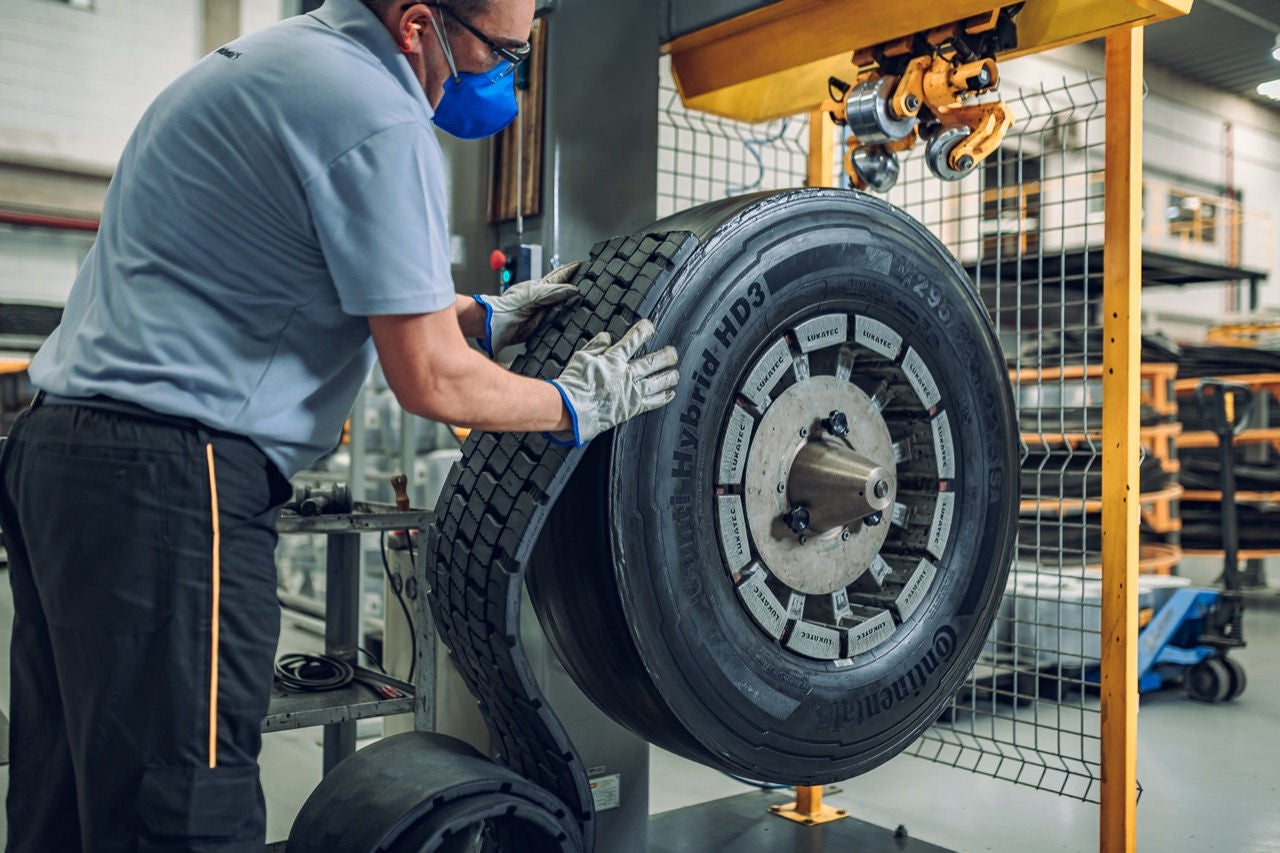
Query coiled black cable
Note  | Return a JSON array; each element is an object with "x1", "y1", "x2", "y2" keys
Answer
[
  {"x1": 274, "y1": 652, "x2": 410, "y2": 701},
  {"x1": 274, "y1": 652, "x2": 354, "y2": 692}
]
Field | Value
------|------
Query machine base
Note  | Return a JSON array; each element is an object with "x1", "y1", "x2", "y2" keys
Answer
[{"x1": 647, "y1": 790, "x2": 953, "y2": 852}]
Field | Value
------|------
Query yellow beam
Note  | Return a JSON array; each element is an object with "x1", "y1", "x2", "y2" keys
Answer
[
  {"x1": 806, "y1": 108, "x2": 836, "y2": 188},
  {"x1": 665, "y1": 0, "x2": 1191, "y2": 122},
  {"x1": 1006, "y1": 0, "x2": 1190, "y2": 61},
  {"x1": 668, "y1": 0, "x2": 997, "y2": 100},
  {"x1": 1100, "y1": 25, "x2": 1142, "y2": 853}
]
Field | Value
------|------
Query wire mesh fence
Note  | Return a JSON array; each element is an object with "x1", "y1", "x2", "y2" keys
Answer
[
  {"x1": 657, "y1": 57, "x2": 811, "y2": 218},
  {"x1": 655, "y1": 55, "x2": 1152, "y2": 803},
  {"x1": 888, "y1": 76, "x2": 1116, "y2": 803}
]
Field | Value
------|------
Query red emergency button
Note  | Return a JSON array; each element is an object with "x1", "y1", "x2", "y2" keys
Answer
[{"x1": 489, "y1": 249, "x2": 507, "y2": 271}]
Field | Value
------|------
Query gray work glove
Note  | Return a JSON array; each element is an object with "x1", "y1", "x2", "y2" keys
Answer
[
  {"x1": 547, "y1": 319, "x2": 680, "y2": 447},
  {"x1": 473, "y1": 262, "x2": 582, "y2": 358}
]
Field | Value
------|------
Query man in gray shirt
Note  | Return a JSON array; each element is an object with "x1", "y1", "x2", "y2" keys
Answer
[{"x1": 0, "y1": 1, "x2": 678, "y2": 849}]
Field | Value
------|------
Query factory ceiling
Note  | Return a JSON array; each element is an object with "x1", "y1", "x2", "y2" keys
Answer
[{"x1": 1143, "y1": 0, "x2": 1280, "y2": 114}]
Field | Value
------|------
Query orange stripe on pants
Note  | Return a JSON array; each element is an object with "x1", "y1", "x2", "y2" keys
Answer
[{"x1": 205, "y1": 443, "x2": 221, "y2": 769}]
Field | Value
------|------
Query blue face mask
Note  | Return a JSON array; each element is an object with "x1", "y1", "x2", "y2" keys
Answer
[{"x1": 431, "y1": 60, "x2": 518, "y2": 140}]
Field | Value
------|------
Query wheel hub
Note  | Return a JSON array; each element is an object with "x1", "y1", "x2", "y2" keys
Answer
[
  {"x1": 743, "y1": 376, "x2": 896, "y2": 596},
  {"x1": 715, "y1": 313, "x2": 957, "y2": 661},
  {"x1": 788, "y1": 436, "x2": 896, "y2": 531}
]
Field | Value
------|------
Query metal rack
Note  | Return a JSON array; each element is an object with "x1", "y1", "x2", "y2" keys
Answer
[{"x1": 268, "y1": 502, "x2": 436, "y2": 773}]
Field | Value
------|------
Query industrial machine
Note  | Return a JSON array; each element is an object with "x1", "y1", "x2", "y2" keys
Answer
[
  {"x1": 284, "y1": 1, "x2": 1193, "y2": 851},
  {"x1": 291, "y1": 190, "x2": 1020, "y2": 850}
]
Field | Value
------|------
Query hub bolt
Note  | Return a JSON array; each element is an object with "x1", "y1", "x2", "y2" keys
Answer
[
  {"x1": 841, "y1": 529, "x2": 851, "y2": 542},
  {"x1": 776, "y1": 482, "x2": 786, "y2": 493},
  {"x1": 904, "y1": 94, "x2": 920, "y2": 112},
  {"x1": 873, "y1": 480, "x2": 890, "y2": 499},
  {"x1": 823, "y1": 410, "x2": 850, "y2": 437},
  {"x1": 783, "y1": 505, "x2": 810, "y2": 533},
  {"x1": 799, "y1": 426, "x2": 809, "y2": 438},
  {"x1": 865, "y1": 511, "x2": 884, "y2": 527},
  {"x1": 957, "y1": 154, "x2": 975, "y2": 171}
]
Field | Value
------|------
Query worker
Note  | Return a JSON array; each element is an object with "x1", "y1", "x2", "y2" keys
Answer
[{"x1": 0, "y1": 0, "x2": 679, "y2": 849}]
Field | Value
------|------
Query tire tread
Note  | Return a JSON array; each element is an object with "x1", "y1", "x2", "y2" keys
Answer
[{"x1": 426, "y1": 231, "x2": 700, "y2": 851}]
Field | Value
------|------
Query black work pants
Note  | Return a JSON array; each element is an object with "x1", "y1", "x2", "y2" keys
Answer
[{"x1": 0, "y1": 400, "x2": 292, "y2": 851}]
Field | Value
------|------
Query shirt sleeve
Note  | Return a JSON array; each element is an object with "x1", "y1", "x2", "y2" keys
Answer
[{"x1": 305, "y1": 121, "x2": 457, "y2": 317}]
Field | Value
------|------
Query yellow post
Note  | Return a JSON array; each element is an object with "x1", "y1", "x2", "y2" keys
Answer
[
  {"x1": 770, "y1": 785, "x2": 847, "y2": 825},
  {"x1": 807, "y1": 108, "x2": 836, "y2": 188},
  {"x1": 1100, "y1": 25, "x2": 1143, "y2": 853}
]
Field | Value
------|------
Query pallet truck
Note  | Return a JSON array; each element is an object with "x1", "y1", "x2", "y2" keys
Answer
[{"x1": 1136, "y1": 379, "x2": 1251, "y2": 702}]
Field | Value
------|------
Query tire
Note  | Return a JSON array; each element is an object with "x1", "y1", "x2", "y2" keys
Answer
[
  {"x1": 529, "y1": 188, "x2": 1019, "y2": 783},
  {"x1": 1019, "y1": 452, "x2": 1169, "y2": 498},
  {"x1": 0, "y1": 302, "x2": 62, "y2": 336}
]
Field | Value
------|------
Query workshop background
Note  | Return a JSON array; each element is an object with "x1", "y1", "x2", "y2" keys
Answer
[{"x1": 3, "y1": 0, "x2": 1280, "y2": 850}]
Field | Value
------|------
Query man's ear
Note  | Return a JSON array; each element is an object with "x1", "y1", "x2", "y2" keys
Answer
[
  {"x1": 396, "y1": 7, "x2": 431, "y2": 54},
  {"x1": 398, "y1": 21, "x2": 415, "y2": 53}
]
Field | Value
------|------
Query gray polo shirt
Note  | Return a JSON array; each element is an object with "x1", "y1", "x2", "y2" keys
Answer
[{"x1": 29, "y1": 0, "x2": 455, "y2": 476}]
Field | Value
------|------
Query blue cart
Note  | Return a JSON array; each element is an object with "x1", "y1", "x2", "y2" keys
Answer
[{"x1": 1137, "y1": 586, "x2": 1245, "y2": 701}]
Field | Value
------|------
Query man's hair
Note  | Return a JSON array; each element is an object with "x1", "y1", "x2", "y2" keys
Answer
[{"x1": 362, "y1": 0, "x2": 493, "y2": 20}]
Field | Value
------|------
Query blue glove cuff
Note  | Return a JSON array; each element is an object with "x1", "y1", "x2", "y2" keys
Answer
[
  {"x1": 472, "y1": 294, "x2": 496, "y2": 358},
  {"x1": 543, "y1": 379, "x2": 583, "y2": 448}
]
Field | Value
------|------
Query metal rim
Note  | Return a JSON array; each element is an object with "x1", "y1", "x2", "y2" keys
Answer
[{"x1": 714, "y1": 311, "x2": 958, "y2": 662}]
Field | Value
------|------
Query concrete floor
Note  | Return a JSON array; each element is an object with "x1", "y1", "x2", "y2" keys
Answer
[{"x1": 2, "y1": 565, "x2": 1278, "y2": 852}]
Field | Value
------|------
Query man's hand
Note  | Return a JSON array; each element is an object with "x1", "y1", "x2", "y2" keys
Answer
[
  {"x1": 547, "y1": 319, "x2": 679, "y2": 447},
  {"x1": 474, "y1": 262, "x2": 582, "y2": 357}
]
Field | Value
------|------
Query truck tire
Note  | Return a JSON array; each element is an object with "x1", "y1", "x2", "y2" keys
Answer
[{"x1": 529, "y1": 188, "x2": 1019, "y2": 783}]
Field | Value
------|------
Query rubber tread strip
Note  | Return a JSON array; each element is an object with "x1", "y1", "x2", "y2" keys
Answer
[
  {"x1": 286, "y1": 731, "x2": 581, "y2": 851},
  {"x1": 426, "y1": 231, "x2": 700, "y2": 852},
  {"x1": 1177, "y1": 344, "x2": 1280, "y2": 377}
]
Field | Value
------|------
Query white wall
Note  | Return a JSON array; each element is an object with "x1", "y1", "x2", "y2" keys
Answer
[
  {"x1": 0, "y1": 0, "x2": 203, "y2": 171},
  {"x1": 0, "y1": 0, "x2": 285, "y2": 309}
]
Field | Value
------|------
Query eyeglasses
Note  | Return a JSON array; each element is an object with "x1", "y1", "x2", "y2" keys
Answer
[{"x1": 414, "y1": 2, "x2": 532, "y2": 67}]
